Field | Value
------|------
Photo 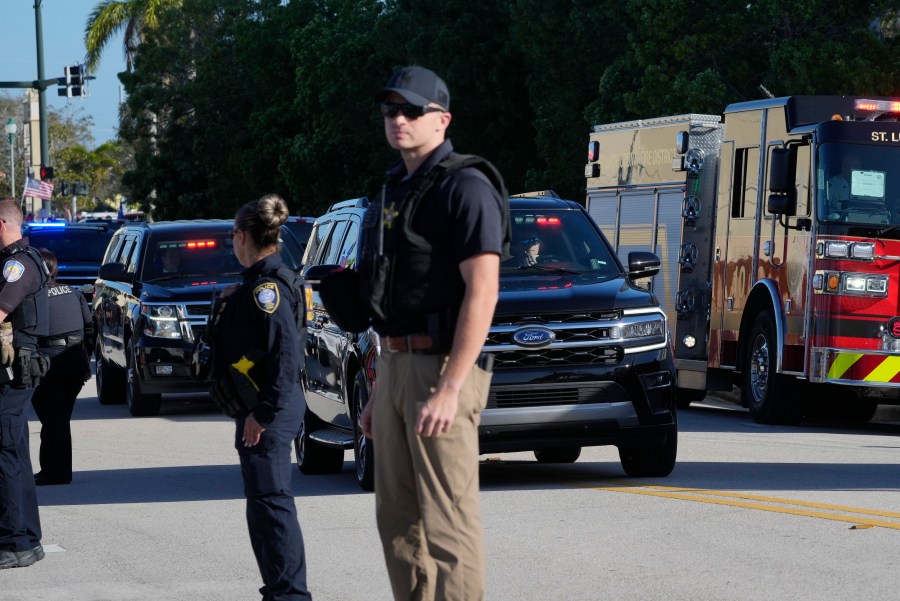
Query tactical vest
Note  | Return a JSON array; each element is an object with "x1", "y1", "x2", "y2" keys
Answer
[
  {"x1": 2, "y1": 242, "x2": 50, "y2": 349},
  {"x1": 359, "y1": 153, "x2": 510, "y2": 329},
  {"x1": 264, "y1": 265, "x2": 307, "y2": 369}
]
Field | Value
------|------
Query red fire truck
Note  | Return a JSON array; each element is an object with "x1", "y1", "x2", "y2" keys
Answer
[{"x1": 585, "y1": 96, "x2": 900, "y2": 424}]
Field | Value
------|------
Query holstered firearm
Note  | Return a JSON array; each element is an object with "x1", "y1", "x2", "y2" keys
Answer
[
  {"x1": 209, "y1": 348, "x2": 264, "y2": 418},
  {"x1": 5, "y1": 348, "x2": 50, "y2": 389}
]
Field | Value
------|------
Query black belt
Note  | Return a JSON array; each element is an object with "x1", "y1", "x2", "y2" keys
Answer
[
  {"x1": 39, "y1": 336, "x2": 82, "y2": 348},
  {"x1": 382, "y1": 334, "x2": 435, "y2": 352}
]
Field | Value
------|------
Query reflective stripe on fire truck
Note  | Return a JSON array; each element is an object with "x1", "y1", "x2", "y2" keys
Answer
[{"x1": 827, "y1": 352, "x2": 900, "y2": 383}]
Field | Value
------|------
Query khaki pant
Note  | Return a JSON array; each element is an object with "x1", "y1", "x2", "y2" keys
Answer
[{"x1": 372, "y1": 351, "x2": 491, "y2": 601}]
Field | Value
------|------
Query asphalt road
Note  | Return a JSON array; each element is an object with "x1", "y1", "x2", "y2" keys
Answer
[{"x1": 3, "y1": 383, "x2": 900, "y2": 601}]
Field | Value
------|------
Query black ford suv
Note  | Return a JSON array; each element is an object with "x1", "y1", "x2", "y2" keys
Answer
[
  {"x1": 93, "y1": 220, "x2": 305, "y2": 416},
  {"x1": 22, "y1": 221, "x2": 118, "y2": 304},
  {"x1": 300, "y1": 193, "x2": 677, "y2": 491}
]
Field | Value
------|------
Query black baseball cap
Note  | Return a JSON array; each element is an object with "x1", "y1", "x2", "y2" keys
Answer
[{"x1": 374, "y1": 66, "x2": 450, "y2": 110}]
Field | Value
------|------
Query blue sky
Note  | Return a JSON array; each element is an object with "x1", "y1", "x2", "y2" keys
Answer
[{"x1": 3, "y1": 1, "x2": 126, "y2": 145}]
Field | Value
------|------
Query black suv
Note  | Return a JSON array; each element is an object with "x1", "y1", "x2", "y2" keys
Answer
[
  {"x1": 22, "y1": 221, "x2": 118, "y2": 304},
  {"x1": 92, "y1": 220, "x2": 306, "y2": 416},
  {"x1": 300, "y1": 193, "x2": 677, "y2": 491}
]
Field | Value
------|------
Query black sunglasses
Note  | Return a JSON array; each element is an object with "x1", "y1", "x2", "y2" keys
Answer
[{"x1": 380, "y1": 102, "x2": 445, "y2": 120}]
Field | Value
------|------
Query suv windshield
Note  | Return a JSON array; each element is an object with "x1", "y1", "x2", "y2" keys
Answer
[
  {"x1": 502, "y1": 208, "x2": 618, "y2": 275},
  {"x1": 141, "y1": 227, "x2": 303, "y2": 282},
  {"x1": 142, "y1": 234, "x2": 240, "y2": 281}
]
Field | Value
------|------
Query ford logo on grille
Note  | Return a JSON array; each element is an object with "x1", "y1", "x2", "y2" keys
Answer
[{"x1": 512, "y1": 327, "x2": 555, "y2": 347}]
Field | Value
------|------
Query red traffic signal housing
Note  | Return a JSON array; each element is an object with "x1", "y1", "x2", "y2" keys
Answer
[{"x1": 39, "y1": 166, "x2": 54, "y2": 181}]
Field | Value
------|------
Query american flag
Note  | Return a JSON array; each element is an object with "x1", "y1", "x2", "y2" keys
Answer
[{"x1": 25, "y1": 176, "x2": 54, "y2": 200}]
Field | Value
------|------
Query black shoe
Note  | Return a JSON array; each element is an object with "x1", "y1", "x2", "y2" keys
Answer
[
  {"x1": 34, "y1": 473, "x2": 71, "y2": 486},
  {"x1": 0, "y1": 548, "x2": 37, "y2": 569},
  {"x1": 33, "y1": 545, "x2": 45, "y2": 561}
]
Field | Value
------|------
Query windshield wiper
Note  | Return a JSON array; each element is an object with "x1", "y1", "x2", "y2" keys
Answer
[
  {"x1": 143, "y1": 273, "x2": 218, "y2": 283},
  {"x1": 515, "y1": 264, "x2": 582, "y2": 275}
]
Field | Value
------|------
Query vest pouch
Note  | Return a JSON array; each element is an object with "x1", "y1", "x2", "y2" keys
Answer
[{"x1": 360, "y1": 255, "x2": 391, "y2": 324}]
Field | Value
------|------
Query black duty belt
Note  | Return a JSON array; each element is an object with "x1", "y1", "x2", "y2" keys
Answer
[{"x1": 39, "y1": 336, "x2": 83, "y2": 348}]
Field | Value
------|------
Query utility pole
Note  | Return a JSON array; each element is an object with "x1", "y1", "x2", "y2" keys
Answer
[{"x1": 33, "y1": 0, "x2": 50, "y2": 174}]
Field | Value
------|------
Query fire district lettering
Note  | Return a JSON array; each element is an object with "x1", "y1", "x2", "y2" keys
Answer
[{"x1": 870, "y1": 131, "x2": 900, "y2": 142}]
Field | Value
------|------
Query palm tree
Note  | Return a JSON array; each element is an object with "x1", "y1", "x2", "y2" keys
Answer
[{"x1": 84, "y1": 0, "x2": 182, "y2": 73}]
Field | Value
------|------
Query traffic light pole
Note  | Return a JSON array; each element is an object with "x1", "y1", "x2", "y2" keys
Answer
[{"x1": 34, "y1": 0, "x2": 50, "y2": 177}]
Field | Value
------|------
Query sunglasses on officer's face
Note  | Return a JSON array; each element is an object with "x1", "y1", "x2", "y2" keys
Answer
[{"x1": 380, "y1": 102, "x2": 445, "y2": 120}]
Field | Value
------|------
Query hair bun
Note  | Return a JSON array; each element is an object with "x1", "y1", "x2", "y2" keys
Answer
[{"x1": 257, "y1": 194, "x2": 289, "y2": 228}]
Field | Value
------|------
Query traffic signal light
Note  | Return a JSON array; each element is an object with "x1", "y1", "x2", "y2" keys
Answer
[
  {"x1": 39, "y1": 166, "x2": 54, "y2": 181},
  {"x1": 60, "y1": 181, "x2": 68, "y2": 196},
  {"x1": 57, "y1": 65, "x2": 86, "y2": 98}
]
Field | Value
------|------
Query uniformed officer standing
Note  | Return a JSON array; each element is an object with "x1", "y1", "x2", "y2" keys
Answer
[
  {"x1": 0, "y1": 198, "x2": 50, "y2": 569},
  {"x1": 31, "y1": 248, "x2": 92, "y2": 486},
  {"x1": 207, "y1": 194, "x2": 312, "y2": 601},
  {"x1": 358, "y1": 67, "x2": 507, "y2": 601}
]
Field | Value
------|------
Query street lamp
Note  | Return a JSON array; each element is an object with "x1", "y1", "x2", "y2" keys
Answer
[{"x1": 5, "y1": 118, "x2": 17, "y2": 198}]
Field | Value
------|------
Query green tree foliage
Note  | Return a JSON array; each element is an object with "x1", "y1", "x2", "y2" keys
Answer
[{"x1": 113, "y1": 0, "x2": 900, "y2": 219}]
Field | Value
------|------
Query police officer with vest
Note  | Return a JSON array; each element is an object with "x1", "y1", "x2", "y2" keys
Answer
[
  {"x1": 30, "y1": 248, "x2": 92, "y2": 486},
  {"x1": 206, "y1": 194, "x2": 312, "y2": 600},
  {"x1": 357, "y1": 67, "x2": 508, "y2": 601},
  {"x1": 0, "y1": 198, "x2": 50, "y2": 570}
]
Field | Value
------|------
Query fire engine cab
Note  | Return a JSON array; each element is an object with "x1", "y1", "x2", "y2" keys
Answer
[{"x1": 585, "y1": 96, "x2": 900, "y2": 424}]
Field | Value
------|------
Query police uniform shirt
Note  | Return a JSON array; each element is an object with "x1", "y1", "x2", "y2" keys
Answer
[
  {"x1": 46, "y1": 283, "x2": 90, "y2": 340},
  {"x1": 375, "y1": 139, "x2": 505, "y2": 335},
  {"x1": 0, "y1": 242, "x2": 44, "y2": 319},
  {"x1": 217, "y1": 253, "x2": 302, "y2": 427}
]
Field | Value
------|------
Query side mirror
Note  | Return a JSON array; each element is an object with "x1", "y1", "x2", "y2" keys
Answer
[
  {"x1": 303, "y1": 263, "x2": 344, "y2": 282},
  {"x1": 97, "y1": 262, "x2": 131, "y2": 283},
  {"x1": 767, "y1": 193, "x2": 797, "y2": 216},
  {"x1": 628, "y1": 251, "x2": 660, "y2": 279},
  {"x1": 768, "y1": 147, "x2": 795, "y2": 194}
]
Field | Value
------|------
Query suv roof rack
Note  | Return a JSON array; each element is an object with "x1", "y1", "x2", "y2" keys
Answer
[
  {"x1": 510, "y1": 190, "x2": 560, "y2": 198},
  {"x1": 326, "y1": 197, "x2": 369, "y2": 212}
]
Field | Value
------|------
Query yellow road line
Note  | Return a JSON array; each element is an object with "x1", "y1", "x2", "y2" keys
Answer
[{"x1": 569, "y1": 481, "x2": 900, "y2": 530}]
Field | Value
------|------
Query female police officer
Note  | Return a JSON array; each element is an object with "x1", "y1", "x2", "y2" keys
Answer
[
  {"x1": 31, "y1": 248, "x2": 92, "y2": 486},
  {"x1": 208, "y1": 194, "x2": 312, "y2": 600}
]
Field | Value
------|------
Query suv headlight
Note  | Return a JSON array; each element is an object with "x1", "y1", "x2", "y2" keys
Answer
[
  {"x1": 613, "y1": 317, "x2": 666, "y2": 340},
  {"x1": 142, "y1": 305, "x2": 183, "y2": 339}
]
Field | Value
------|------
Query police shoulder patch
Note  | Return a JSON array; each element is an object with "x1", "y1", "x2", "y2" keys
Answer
[
  {"x1": 2, "y1": 260, "x2": 25, "y2": 283},
  {"x1": 253, "y1": 281, "x2": 279, "y2": 314}
]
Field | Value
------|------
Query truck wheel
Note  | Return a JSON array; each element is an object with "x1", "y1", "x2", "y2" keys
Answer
[
  {"x1": 741, "y1": 311, "x2": 800, "y2": 425},
  {"x1": 619, "y1": 431, "x2": 677, "y2": 477},
  {"x1": 351, "y1": 371, "x2": 375, "y2": 491},
  {"x1": 126, "y1": 339, "x2": 161, "y2": 416},
  {"x1": 294, "y1": 409, "x2": 344, "y2": 475},
  {"x1": 95, "y1": 344, "x2": 125, "y2": 405},
  {"x1": 675, "y1": 387, "x2": 706, "y2": 409},
  {"x1": 534, "y1": 447, "x2": 581, "y2": 463}
]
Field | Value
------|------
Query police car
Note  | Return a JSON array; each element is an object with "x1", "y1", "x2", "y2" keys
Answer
[
  {"x1": 22, "y1": 221, "x2": 118, "y2": 304},
  {"x1": 92, "y1": 220, "x2": 306, "y2": 417}
]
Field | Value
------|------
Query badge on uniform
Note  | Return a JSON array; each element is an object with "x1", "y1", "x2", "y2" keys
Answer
[
  {"x1": 254, "y1": 282, "x2": 279, "y2": 313},
  {"x1": 2, "y1": 260, "x2": 25, "y2": 282}
]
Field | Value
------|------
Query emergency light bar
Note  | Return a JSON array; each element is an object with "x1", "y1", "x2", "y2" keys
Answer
[
  {"x1": 536, "y1": 217, "x2": 561, "y2": 226},
  {"x1": 185, "y1": 240, "x2": 217, "y2": 249},
  {"x1": 855, "y1": 99, "x2": 900, "y2": 113}
]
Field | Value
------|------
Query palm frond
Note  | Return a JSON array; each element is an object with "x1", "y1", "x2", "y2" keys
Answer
[{"x1": 84, "y1": 0, "x2": 134, "y2": 73}]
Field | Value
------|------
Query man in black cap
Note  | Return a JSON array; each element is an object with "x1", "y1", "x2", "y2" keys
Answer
[{"x1": 358, "y1": 66, "x2": 507, "y2": 601}]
